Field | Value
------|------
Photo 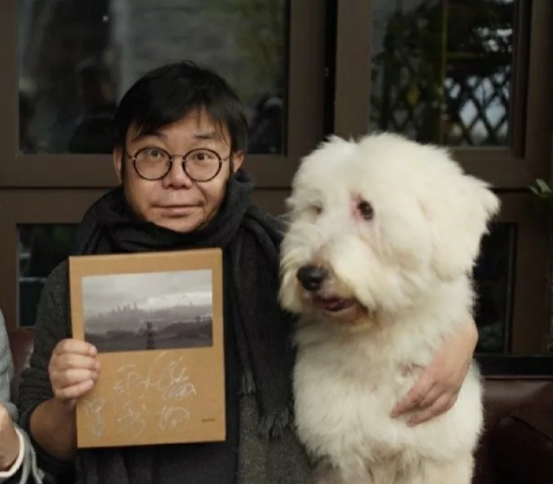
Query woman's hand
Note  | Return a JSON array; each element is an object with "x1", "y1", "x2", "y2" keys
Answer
[
  {"x1": 0, "y1": 403, "x2": 20, "y2": 471},
  {"x1": 391, "y1": 319, "x2": 478, "y2": 425},
  {"x1": 48, "y1": 338, "x2": 101, "y2": 410}
]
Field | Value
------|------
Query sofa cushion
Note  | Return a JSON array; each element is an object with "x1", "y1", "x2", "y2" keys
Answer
[{"x1": 490, "y1": 381, "x2": 553, "y2": 483}]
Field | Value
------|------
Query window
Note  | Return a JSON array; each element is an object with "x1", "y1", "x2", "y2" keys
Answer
[
  {"x1": 0, "y1": 0, "x2": 328, "y2": 329},
  {"x1": 474, "y1": 223, "x2": 516, "y2": 354},
  {"x1": 19, "y1": 223, "x2": 78, "y2": 326},
  {"x1": 0, "y1": 0, "x2": 327, "y2": 188},
  {"x1": 18, "y1": 1, "x2": 288, "y2": 156},
  {"x1": 333, "y1": 0, "x2": 553, "y2": 354},
  {"x1": 369, "y1": 0, "x2": 513, "y2": 147},
  {"x1": 0, "y1": 190, "x2": 106, "y2": 329}
]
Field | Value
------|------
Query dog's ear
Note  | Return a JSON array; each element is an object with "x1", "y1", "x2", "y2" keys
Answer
[{"x1": 423, "y1": 175, "x2": 500, "y2": 281}]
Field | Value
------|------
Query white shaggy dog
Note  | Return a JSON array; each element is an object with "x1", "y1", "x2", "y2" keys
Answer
[{"x1": 279, "y1": 132, "x2": 500, "y2": 484}]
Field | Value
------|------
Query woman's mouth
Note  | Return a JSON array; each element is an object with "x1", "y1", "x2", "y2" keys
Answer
[{"x1": 156, "y1": 204, "x2": 200, "y2": 217}]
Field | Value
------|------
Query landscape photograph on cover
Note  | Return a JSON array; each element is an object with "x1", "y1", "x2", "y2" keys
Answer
[{"x1": 81, "y1": 269, "x2": 213, "y2": 353}]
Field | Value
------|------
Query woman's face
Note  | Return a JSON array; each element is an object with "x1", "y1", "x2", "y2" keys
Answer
[{"x1": 113, "y1": 111, "x2": 244, "y2": 233}]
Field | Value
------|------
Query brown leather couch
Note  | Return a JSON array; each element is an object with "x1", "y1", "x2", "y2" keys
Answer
[
  {"x1": 474, "y1": 374, "x2": 553, "y2": 483},
  {"x1": 7, "y1": 327, "x2": 553, "y2": 483}
]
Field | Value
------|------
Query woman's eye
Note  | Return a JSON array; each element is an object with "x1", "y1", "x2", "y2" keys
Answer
[
  {"x1": 191, "y1": 150, "x2": 216, "y2": 162},
  {"x1": 145, "y1": 148, "x2": 164, "y2": 158}
]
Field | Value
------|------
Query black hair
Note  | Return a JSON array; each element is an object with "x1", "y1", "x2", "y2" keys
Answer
[{"x1": 113, "y1": 61, "x2": 248, "y2": 154}]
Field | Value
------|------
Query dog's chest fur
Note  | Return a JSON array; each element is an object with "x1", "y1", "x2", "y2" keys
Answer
[
  {"x1": 292, "y1": 311, "x2": 483, "y2": 478},
  {"x1": 293, "y1": 320, "x2": 428, "y2": 459}
]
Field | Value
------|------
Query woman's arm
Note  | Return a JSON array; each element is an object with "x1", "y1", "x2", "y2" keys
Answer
[
  {"x1": 0, "y1": 311, "x2": 44, "y2": 484},
  {"x1": 392, "y1": 318, "x2": 479, "y2": 425}
]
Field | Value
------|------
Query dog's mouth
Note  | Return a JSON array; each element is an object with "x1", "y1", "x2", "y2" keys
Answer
[
  {"x1": 310, "y1": 295, "x2": 376, "y2": 327},
  {"x1": 314, "y1": 296, "x2": 357, "y2": 313}
]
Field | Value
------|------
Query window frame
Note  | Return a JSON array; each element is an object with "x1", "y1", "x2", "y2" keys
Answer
[
  {"x1": 0, "y1": 0, "x2": 327, "y2": 189},
  {"x1": 0, "y1": 190, "x2": 108, "y2": 330},
  {"x1": 495, "y1": 192, "x2": 550, "y2": 354}
]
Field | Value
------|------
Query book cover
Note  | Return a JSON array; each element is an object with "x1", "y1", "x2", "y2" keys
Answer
[{"x1": 68, "y1": 248, "x2": 225, "y2": 448}]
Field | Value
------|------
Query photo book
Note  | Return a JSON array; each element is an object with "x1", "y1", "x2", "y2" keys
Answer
[{"x1": 68, "y1": 248, "x2": 225, "y2": 448}]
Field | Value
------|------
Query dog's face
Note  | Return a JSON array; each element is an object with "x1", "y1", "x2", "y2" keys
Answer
[{"x1": 279, "y1": 133, "x2": 500, "y2": 327}]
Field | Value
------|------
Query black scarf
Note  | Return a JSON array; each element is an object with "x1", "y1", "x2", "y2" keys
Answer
[{"x1": 71, "y1": 169, "x2": 296, "y2": 484}]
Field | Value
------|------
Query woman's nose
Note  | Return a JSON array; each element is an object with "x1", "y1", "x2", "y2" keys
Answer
[{"x1": 162, "y1": 158, "x2": 193, "y2": 188}]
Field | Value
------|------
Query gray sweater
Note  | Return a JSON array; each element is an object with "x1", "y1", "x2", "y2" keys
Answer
[
  {"x1": 0, "y1": 312, "x2": 43, "y2": 484},
  {"x1": 18, "y1": 262, "x2": 314, "y2": 484}
]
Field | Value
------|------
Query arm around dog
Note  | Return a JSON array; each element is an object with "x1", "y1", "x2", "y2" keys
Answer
[{"x1": 392, "y1": 318, "x2": 478, "y2": 425}]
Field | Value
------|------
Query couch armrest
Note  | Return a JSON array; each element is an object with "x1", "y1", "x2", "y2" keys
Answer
[{"x1": 490, "y1": 381, "x2": 553, "y2": 483}]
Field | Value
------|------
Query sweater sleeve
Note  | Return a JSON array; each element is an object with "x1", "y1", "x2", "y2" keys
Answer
[
  {"x1": 17, "y1": 261, "x2": 75, "y2": 481},
  {"x1": 0, "y1": 312, "x2": 45, "y2": 484}
]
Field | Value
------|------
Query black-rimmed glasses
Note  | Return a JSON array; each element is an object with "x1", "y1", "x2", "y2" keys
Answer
[{"x1": 127, "y1": 147, "x2": 231, "y2": 182}]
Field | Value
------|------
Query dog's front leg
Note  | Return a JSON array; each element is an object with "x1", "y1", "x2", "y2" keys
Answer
[
  {"x1": 313, "y1": 460, "x2": 344, "y2": 484},
  {"x1": 402, "y1": 454, "x2": 474, "y2": 484},
  {"x1": 313, "y1": 460, "x2": 373, "y2": 484}
]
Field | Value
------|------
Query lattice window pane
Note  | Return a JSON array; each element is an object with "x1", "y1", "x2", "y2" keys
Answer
[{"x1": 370, "y1": 0, "x2": 514, "y2": 146}]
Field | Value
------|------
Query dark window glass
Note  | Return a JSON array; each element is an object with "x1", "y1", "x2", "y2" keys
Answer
[
  {"x1": 473, "y1": 223, "x2": 516, "y2": 353},
  {"x1": 19, "y1": 224, "x2": 77, "y2": 326},
  {"x1": 18, "y1": 0, "x2": 286, "y2": 155},
  {"x1": 370, "y1": 0, "x2": 513, "y2": 146}
]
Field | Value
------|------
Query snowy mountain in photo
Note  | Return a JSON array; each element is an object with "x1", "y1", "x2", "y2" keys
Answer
[
  {"x1": 138, "y1": 291, "x2": 212, "y2": 311},
  {"x1": 84, "y1": 290, "x2": 214, "y2": 335}
]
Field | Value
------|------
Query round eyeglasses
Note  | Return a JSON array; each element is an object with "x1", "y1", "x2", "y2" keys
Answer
[{"x1": 128, "y1": 147, "x2": 231, "y2": 182}]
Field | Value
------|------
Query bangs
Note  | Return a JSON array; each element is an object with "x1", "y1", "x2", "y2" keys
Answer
[
  {"x1": 133, "y1": 103, "x2": 229, "y2": 145},
  {"x1": 113, "y1": 62, "x2": 248, "y2": 153}
]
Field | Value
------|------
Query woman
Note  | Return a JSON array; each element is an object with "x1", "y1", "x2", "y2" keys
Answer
[{"x1": 0, "y1": 311, "x2": 43, "y2": 483}]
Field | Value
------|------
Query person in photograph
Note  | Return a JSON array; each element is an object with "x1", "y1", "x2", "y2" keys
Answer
[
  {"x1": 144, "y1": 322, "x2": 155, "y2": 350},
  {"x1": 0, "y1": 311, "x2": 43, "y2": 484},
  {"x1": 18, "y1": 61, "x2": 479, "y2": 484}
]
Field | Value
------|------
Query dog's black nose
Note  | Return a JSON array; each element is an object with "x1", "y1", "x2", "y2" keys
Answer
[{"x1": 297, "y1": 265, "x2": 328, "y2": 291}]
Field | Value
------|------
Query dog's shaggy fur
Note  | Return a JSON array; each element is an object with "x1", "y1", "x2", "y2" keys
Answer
[{"x1": 279, "y1": 132, "x2": 500, "y2": 484}]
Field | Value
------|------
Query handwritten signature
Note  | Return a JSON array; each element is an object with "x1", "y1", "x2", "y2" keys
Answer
[
  {"x1": 156, "y1": 406, "x2": 191, "y2": 431},
  {"x1": 116, "y1": 401, "x2": 147, "y2": 438},
  {"x1": 107, "y1": 352, "x2": 197, "y2": 437},
  {"x1": 114, "y1": 352, "x2": 197, "y2": 401},
  {"x1": 83, "y1": 398, "x2": 106, "y2": 437}
]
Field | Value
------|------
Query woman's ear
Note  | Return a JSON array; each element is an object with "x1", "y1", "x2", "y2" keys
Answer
[
  {"x1": 113, "y1": 147, "x2": 124, "y2": 183},
  {"x1": 231, "y1": 151, "x2": 245, "y2": 173}
]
